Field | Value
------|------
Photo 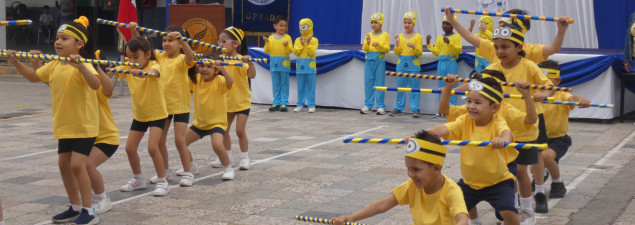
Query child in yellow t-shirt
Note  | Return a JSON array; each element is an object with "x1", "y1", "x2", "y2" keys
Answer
[
  {"x1": 332, "y1": 130, "x2": 468, "y2": 225},
  {"x1": 214, "y1": 27, "x2": 257, "y2": 170},
  {"x1": 8, "y1": 16, "x2": 101, "y2": 223},
  {"x1": 538, "y1": 60, "x2": 591, "y2": 199},
  {"x1": 360, "y1": 13, "x2": 390, "y2": 115},
  {"x1": 428, "y1": 78, "x2": 520, "y2": 225},
  {"x1": 391, "y1": 11, "x2": 423, "y2": 118},
  {"x1": 468, "y1": 16, "x2": 493, "y2": 72},
  {"x1": 264, "y1": 17, "x2": 293, "y2": 112},
  {"x1": 427, "y1": 15, "x2": 462, "y2": 109},
  {"x1": 184, "y1": 53, "x2": 236, "y2": 183}
]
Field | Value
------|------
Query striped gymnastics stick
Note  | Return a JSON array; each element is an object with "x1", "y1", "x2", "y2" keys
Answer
[
  {"x1": 343, "y1": 138, "x2": 548, "y2": 150},
  {"x1": 0, "y1": 20, "x2": 32, "y2": 26},
  {"x1": 374, "y1": 87, "x2": 612, "y2": 108},
  {"x1": 105, "y1": 68, "x2": 157, "y2": 77},
  {"x1": 155, "y1": 50, "x2": 269, "y2": 63},
  {"x1": 441, "y1": 8, "x2": 574, "y2": 24},
  {"x1": 196, "y1": 61, "x2": 243, "y2": 67},
  {"x1": 97, "y1": 18, "x2": 226, "y2": 53},
  {"x1": 0, "y1": 50, "x2": 140, "y2": 67},
  {"x1": 386, "y1": 71, "x2": 572, "y2": 92},
  {"x1": 295, "y1": 216, "x2": 367, "y2": 225}
]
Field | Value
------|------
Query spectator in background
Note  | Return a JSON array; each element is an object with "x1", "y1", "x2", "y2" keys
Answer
[
  {"x1": 56, "y1": 0, "x2": 76, "y2": 25},
  {"x1": 40, "y1": 5, "x2": 54, "y2": 43}
]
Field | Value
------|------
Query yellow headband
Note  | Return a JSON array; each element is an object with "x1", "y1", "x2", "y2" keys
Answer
[
  {"x1": 469, "y1": 80, "x2": 503, "y2": 103},
  {"x1": 58, "y1": 16, "x2": 89, "y2": 43},
  {"x1": 404, "y1": 11, "x2": 417, "y2": 25},
  {"x1": 541, "y1": 68, "x2": 560, "y2": 79},
  {"x1": 405, "y1": 138, "x2": 447, "y2": 165},
  {"x1": 371, "y1": 13, "x2": 384, "y2": 25},
  {"x1": 225, "y1": 27, "x2": 244, "y2": 44},
  {"x1": 500, "y1": 17, "x2": 528, "y2": 35},
  {"x1": 482, "y1": 72, "x2": 503, "y2": 83},
  {"x1": 493, "y1": 26, "x2": 525, "y2": 45}
]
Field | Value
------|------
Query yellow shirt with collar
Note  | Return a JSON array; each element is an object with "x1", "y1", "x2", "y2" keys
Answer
[
  {"x1": 393, "y1": 175, "x2": 468, "y2": 225},
  {"x1": 116, "y1": 61, "x2": 168, "y2": 122},
  {"x1": 190, "y1": 74, "x2": 232, "y2": 130},
  {"x1": 95, "y1": 88, "x2": 120, "y2": 145},
  {"x1": 427, "y1": 33, "x2": 462, "y2": 59},
  {"x1": 543, "y1": 91, "x2": 574, "y2": 138},
  {"x1": 444, "y1": 114, "x2": 517, "y2": 190},
  {"x1": 223, "y1": 54, "x2": 252, "y2": 112},
  {"x1": 155, "y1": 51, "x2": 194, "y2": 115},
  {"x1": 36, "y1": 61, "x2": 100, "y2": 139}
]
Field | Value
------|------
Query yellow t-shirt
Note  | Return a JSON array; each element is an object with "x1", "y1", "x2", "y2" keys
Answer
[
  {"x1": 392, "y1": 175, "x2": 468, "y2": 225},
  {"x1": 293, "y1": 37, "x2": 319, "y2": 59},
  {"x1": 36, "y1": 61, "x2": 100, "y2": 139},
  {"x1": 362, "y1": 31, "x2": 391, "y2": 55},
  {"x1": 116, "y1": 61, "x2": 168, "y2": 122},
  {"x1": 394, "y1": 33, "x2": 423, "y2": 66},
  {"x1": 486, "y1": 58, "x2": 554, "y2": 114},
  {"x1": 476, "y1": 39, "x2": 548, "y2": 64},
  {"x1": 427, "y1": 33, "x2": 462, "y2": 59},
  {"x1": 224, "y1": 54, "x2": 252, "y2": 112},
  {"x1": 155, "y1": 51, "x2": 194, "y2": 115},
  {"x1": 190, "y1": 74, "x2": 232, "y2": 130},
  {"x1": 95, "y1": 88, "x2": 120, "y2": 145},
  {"x1": 543, "y1": 91, "x2": 573, "y2": 138},
  {"x1": 448, "y1": 103, "x2": 537, "y2": 142},
  {"x1": 444, "y1": 114, "x2": 517, "y2": 190},
  {"x1": 264, "y1": 33, "x2": 293, "y2": 57}
]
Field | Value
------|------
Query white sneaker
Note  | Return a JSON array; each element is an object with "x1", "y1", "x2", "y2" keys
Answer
[
  {"x1": 121, "y1": 178, "x2": 147, "y2": 192},
  {"x1": 179, "y1": 172, "x2": 194, "y2": 187},
  {"x1": 150, "y1": 169, "x2": 174, "y2": 184},
  {"x1": 360, "y1": 106, "x2": 371, "y2": 114},
  {"x1": 308, "y1": 107, "x2": 316, "y2": 113},
  {"x1": 153, "y1": 181, "x2": 169, "y2": 196},
  {"x1": 211, "y1": 150, "x2": 234, "y2": 168},
  {"x1": 222, "y1": 167, "x2": 235, "y2": 180},
  {"x1": 176, "y1": 162, "x2": 199, "y2": 176},
  {"x1": 520, "y1": 208, "x2": 536, "y2": 225},
  {"x1": 293, "y1": 106, "x2": 303, "y2": 112},
  {"x1": 94, "y1": 195, "x2": 112, "y2": 214},
  {"x1": 376, "y1": 108, "x2": 385, "y2": 115},
  {"x1": 239, "y1": 154, "x2": 250, "y2": 170}
]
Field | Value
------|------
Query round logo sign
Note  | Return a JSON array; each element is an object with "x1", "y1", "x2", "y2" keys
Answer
[
  {"x1": 182, "y1": 18, "x2": 219, "y2": 53},
  {"x1": 247, "y1": 0, "x2": 276, "y2": 6}
]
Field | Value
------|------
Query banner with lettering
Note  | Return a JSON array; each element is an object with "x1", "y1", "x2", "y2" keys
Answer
[{"x1": 232, "y1": 0, "x2": 290, "y2": 34}]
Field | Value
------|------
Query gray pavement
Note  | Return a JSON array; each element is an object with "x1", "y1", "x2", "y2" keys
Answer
[{"x1": 1, "y1": 74, "x2": 635, "y2": 225}]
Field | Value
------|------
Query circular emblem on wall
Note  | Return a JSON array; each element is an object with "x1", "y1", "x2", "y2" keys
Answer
[
  {"x1": 182, "y1": 18, "x2": 218, "y2": 53},
  {"x1": 247, "y1": 0, "x2": 276, "y2": 6}
]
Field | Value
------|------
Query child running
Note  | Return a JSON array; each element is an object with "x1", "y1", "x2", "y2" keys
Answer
[{"x1": 264, "y1": 16, "x2": 293, "y2": 112}]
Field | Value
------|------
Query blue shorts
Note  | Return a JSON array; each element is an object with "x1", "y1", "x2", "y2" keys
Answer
[
  {"x1": 547, "y1": 135, "x2": 571, "y2": 163},
  {"x1": 458, "y1": 178, "x2": 517, "y2": 218}
]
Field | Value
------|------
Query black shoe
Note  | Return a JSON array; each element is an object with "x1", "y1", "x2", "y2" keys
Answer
[
  {"x1": 72, "y1": 208, "x2": 99, "y2": 225},
  {"x1": 280, "y1": 105, "x2": 288, "y2": 112},
  {"x1": 534, "y1": 192, "x2": 548, "y2": 213},
  {"x1": 412, "y1": 110, "x2": 421, "y2": 118},
  {"x1": 51, "y1": 206, "x2": 80, "y2": 223},
  {"x1": 269, "y1": 105, "x2": 279, "y2": 111},
  {"x1": 389, "y1": 109, "x2": 402, "y2": 117},
  {"x1": 532, "y1": 169, "x2": 550, "y2": 191},
  {"x1": 549, "y1": 181, "x2": 567, "y2": 198}
]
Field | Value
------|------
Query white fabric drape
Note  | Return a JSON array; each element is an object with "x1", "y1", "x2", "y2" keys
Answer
[{"x1": 360, "y1": 0, "x2": 599, "y2": 48}]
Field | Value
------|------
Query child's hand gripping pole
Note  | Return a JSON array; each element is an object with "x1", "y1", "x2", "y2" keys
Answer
[{"x1": 440, "y1": 7, "x2": 575, "y2": 24}]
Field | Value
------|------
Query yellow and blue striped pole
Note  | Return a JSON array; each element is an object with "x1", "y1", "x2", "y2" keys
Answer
[
  {"x1": 0, "y1": 20, "x2": 32, "y2": 26},
  {"x1": 104, "y1": 68, "x2": 157, "y2": 77},
  {"x1": 219, "y1": 55, "x2": 269, "y2": 63},
  {"x1": 343, "y1": 138, "x2": 548, "y2": 150},
  {"x1": 196, "y1": 61, "x2": 243, "y2": 67},
  {"x1": 441, "y1": 8, "x2": 575, "y2": 24},
  {"x1": 385, "y1": 71, "x2": 573, "y2": 92},
  {"x1": 295, "y1": 216, "x2": 367, "y2": 225},
  {"x1": 97, "y1": 18, "x2": 226, "y2": 53},
  {"x1": 0, "y1": 50, "x2": 141, "y2": 67}
]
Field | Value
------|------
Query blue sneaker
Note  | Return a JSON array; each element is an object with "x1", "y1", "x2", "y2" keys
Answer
[
  {"x1": 72, "y1": 208, "x2": 99, "y2": 225},
  {"x1": 51, "y1": 206, "x2": 80, "y2": 223}
]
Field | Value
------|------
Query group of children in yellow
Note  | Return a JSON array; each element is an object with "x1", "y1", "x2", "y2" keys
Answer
[{"x1": 2, "y1": 4, "x2": 598, "y2": 225}]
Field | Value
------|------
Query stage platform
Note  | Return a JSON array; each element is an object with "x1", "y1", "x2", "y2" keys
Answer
[{"x1": 250, "y1": 45, "x2": 635, "y2": 120}]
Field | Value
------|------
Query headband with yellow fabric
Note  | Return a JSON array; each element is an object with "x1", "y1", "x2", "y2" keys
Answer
[
  {"x1": 405, "y1": 138, "x2": 447, "y2": 165},
  {"x1": 403, "y1": 11, "x2": 417, "y2": 25},
  {"x1": 499, "y1": 17, "x2": 528, "y2": 35},
  {"x1": 541, "y1": 68, "x2": 560, "y2": 79},
  {"x1": 371, "y1": 13, "x2": 384, "y2": 25},
  {"x1": 225, "y1": 26, "x2": 245, "y2": 44},
  {"x1": 481, "y1": 72, "x2": 503, "y2": 82},
  {"x1": 493, "y1": 26, "x2": 525, "y2": 45},
  {"x1": 469, "y1": 80, "x2": 503, "y2": 103},
  {"x1": 58, "y1": 16, "x2": 89, "y2": 43}
]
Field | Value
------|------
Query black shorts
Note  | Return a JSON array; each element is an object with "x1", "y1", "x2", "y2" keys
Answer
[
  {"x1": 167, "y1": 112, "x2": 190, "y2": 123},
  {"x1": 507, "y1": 161, "x2": 518, "y2": 176},
  {"x1": 537, "y1": 114, "x2": 547, "y2": 144},
  {"x1": 130, "y1": 118, "x2": 166, "y2": 132},
  {"x1": 458, "y1": 179, "x2": 517, "y2": 217},
  {"x1": 190, "y1": 126, "x2": 225, "y2": 139},
  {"x1": 231, "y1": 108, "x2": 250, "y2": 116},
  {"x1": 547, "y1": 135, "x2": 571, "y2": 163},
  {"x1": 58, "y1": 137, "x2": 96, "y2": 156},
  {"x1": 94, "y1": 143, "x2": 119, "y2": 158},
  {"x1": 515, "y1": 140, "x2": 538, "y2": 165}
]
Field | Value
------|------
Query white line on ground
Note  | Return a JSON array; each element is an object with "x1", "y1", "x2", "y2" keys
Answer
[{"x1": 33, "y1": 126, "x2": 386, "y2": 224}]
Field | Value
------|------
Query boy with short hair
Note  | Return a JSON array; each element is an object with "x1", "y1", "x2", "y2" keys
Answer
[{"x1": 331, "y1": 130, "x2": 469, "y2": 225}]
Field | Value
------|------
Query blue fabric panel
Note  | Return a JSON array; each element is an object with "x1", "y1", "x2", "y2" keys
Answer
[
  {"x1": 593, "y1": 0, "x2": 635, "y2": 49},
  {"x1": 288, "y1": 0, "x2": 362, "y2": 45}
]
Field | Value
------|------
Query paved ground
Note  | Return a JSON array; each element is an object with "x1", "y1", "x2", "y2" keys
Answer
[{"x1": 1, "y1": 74, "x2": 635, "y2": 225}]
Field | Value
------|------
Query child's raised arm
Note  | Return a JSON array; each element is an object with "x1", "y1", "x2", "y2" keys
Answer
[
  {"x1": 515, "y1": 80, "x2": 537, "y2": 124},
  {"x1": 542, "y1": 16, "x2": 570, "y2": 57},
  {"x1": 330, "y1": 194, "x2": 398, "y2": 225},
  {"x1": 428, "y1": 124, "x2": 450, "y2": 138},
  {"x1": 490, "y1": 130, "x2": 512, "y2": 149},
  {"x1": 128, "y1": 22, "x2": 140, "y2": 37},
  {"x1": 439, "y1": 74, "x2": 459, "y2": 116},
  {"x1": 443, "y1": 7, "x2": 482, "y2": 48}
]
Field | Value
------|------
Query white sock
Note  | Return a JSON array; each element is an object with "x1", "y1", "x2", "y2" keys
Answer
[
  {"x1": 95, "y1": 192, "x2": 107, "y2": 200},
  {"x1": 133, "y1": 173, "x2": 144, "y2": 180},
  {"x1": 224, "y1": 166, "x2": 232, "y2": 170},
  {"x1": 83, "y1": 207, "x2": 94, "y2": 216},
  {"x1": 552, "y1": 177, "x2": 562, "y2": 183},
  {"x1": 520, "y1": 197, "x2": 533, "y2": 210},
  {"x1": 535, "y1": 184, "x2": 545, "y2": 194},
  {"x1": 240, "y1": 152, "x2": 248, "y2": 158},
  {"x1": 71, "y1": 204, "x2": 81, "y2": 211},
  {"x1": 468, "y1": 218, "x2": 481, "y2": 225}
]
